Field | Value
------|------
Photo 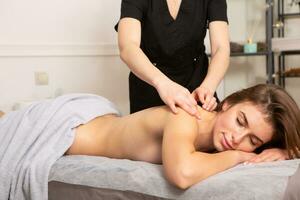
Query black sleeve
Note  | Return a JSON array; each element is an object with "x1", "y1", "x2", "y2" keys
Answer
[
  {"x1": 121, "y1": 0, "x2": 147, "y2": 20},
  {"x1": 115, "y1": 0, "x2": 147, "y2": 31},
  {"x1": 207, "y1": 0, "x2": 228, "y2": 23}
]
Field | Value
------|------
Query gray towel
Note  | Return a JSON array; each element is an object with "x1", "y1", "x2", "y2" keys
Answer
[{"x1": 0, "y1": 94, "x2": 120, "y2": 200}]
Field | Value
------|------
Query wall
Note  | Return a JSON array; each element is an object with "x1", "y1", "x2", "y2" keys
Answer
[
  {"x1": 0, "y1": 56, "x2": 130, "y2": 113},
  {"x1": 0, "y1": 0, "x2": 131, "y2": 114},
  {"x1": 0, "y1": 0, "x2": 299, "y2": 115},
  {"x1": 0, "y1": 0, "x2": 119, "y2": 44}
]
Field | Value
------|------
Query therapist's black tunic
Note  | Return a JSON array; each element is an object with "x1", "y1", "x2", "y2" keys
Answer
[{"x1": 115, "y1": 0, "x2": 228, "y2": 113}]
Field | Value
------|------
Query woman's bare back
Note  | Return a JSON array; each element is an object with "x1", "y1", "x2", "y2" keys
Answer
[{"x1": 66, "y1": 106, "x2": 171, "y2": 164}]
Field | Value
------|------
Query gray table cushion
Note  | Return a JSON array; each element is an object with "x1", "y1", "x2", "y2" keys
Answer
[{"x1": 49, "y1": 156, "x2": 300, "y2": 200}]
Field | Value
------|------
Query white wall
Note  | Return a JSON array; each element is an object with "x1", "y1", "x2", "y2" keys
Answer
[
  {"x1": 0, "y1": 0, "x2": 132, "y2": 114},
  {"x1": 0, "y1": 0, "x2": 120, "y2": 44},
  {"x1": 0, "y1": 0, "x2": 299, "y2": 115},
  {"x1": 0, "y1": 56, "x2": 130, "y2": 113}
]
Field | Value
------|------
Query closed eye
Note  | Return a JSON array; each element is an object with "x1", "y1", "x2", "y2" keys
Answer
[
  {"x1": 250, "y1": 137, "x2": 257, "y2": 146},
  {"x1": 236, "y1": 117, "x2": 243, "y2": 127},
  {"x1": 250, "y1": 136, "x2": 263, "y2": 146}
]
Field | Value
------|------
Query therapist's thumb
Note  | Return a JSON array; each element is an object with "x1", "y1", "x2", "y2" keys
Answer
[{"x1": 169, "y1": 103, "x2": 178, "y2": 114}]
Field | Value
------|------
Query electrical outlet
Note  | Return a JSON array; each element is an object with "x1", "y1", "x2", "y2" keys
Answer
[{"x1": 35, "y1": 72, "x2": 49, "y2": 85}]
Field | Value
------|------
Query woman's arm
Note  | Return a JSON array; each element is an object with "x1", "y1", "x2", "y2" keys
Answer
[
  {"x1": 118, "y1": 18, "x2": 168, "y2": 89},
  {"x1": 202, "y1": 21, "x2": 230, "y2": 93},
  {"x1": 118, "y1": 18, "x2": 199, "y2": 117},
  {"x1": 192, "y1": 21, "x2": 230, "y2": 111},
  {"x1": 162, "y1": 108, "x2": 254, "y2": 189},
  {"x1": 246, "y1": 148, "x2": 289, "y2": 164}
]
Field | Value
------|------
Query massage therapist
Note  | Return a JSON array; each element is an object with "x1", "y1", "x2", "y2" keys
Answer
[{"x1": 115, "y1": 0, "x2": 230, "y2": 117}]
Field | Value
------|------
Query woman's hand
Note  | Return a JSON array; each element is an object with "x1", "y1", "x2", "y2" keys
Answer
[
  {"x1": 235, "y1": 151, "x2": 257, "y2": 164},
  {"x1": 245, "y1": 148, "x2": 289, "y2": 164},
  {"x1": 192, "y1": 85, "x2": 217, "y2": 111},
  {"x1": 155, "y1": 79, "x2": 201, "y2": 119}
]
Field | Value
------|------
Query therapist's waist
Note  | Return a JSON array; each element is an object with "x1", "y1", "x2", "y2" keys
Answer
[{"x1": 150, "y1": 52, "x2": 206, "y2": 69}]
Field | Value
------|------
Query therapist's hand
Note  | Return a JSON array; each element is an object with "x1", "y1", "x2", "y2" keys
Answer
[
  {"x1": 192, "y1": 85, "x2": 217, "y2": 111},
  {"x1": 155, "y1": 79, "x2": 201, "y2": 119}
]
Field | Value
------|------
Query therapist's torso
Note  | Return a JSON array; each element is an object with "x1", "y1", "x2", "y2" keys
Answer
[{"x1": 116, "y1": 0, "x2": 228, "y2": 112}]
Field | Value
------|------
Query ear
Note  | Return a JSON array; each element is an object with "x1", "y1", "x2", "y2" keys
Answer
[{"x1": 222, "y1": 102, "x2": 230, "y2": 111}]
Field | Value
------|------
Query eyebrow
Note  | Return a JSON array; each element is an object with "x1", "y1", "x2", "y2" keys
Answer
[{"x1": 241, "y1": 111, "x2": 264, "y2": 144}]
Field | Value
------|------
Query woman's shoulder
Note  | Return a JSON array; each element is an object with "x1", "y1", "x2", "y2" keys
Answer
[
  {"x1": 165, "y1": 107, "x2": 199, "y2": 135},
  {"x1": 135, "y1": 105, "x2": 203, "y2": 134}
]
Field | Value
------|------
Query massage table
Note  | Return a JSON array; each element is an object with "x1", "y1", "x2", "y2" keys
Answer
[{"x1": 48, "y1": 155, "x2": 300, "y2": 200}]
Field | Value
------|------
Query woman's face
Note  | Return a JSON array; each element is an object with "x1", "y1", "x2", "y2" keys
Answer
[{"x1": 213, "y1": 102, "x2": 274, "y2": 152}]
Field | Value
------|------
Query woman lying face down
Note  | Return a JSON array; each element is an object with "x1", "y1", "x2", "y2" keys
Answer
[
  {"x1": 42, "y1": 84, "x2": 300, "y2": 189},
  {"x1": 65, "y1": 84, "x2": 300, "y2": 189},
  {"x1": 0, "y1": 84, "x2": 299, "y2": 189}
]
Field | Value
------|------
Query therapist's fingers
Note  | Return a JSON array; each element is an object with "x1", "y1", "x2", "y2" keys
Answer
[
  {"x1": 198, "y1": 91, "x2": 206, "y2": 105},
  {"x1": 177, "y1": 98, "x2": 196, "y2": 115},
  {"x1": 187, "y1": 94, "x2": 198, "y2": 107},
  {"x1": 185, "y1": 93, "x2": 201, "y2": 118},
  {"x1": 205, "y1": 96, "x2": 217, "y2": 111},
  {"x1": 193, "y1": 88, "x2": 214, "y2": 111},
  {"x1": 174, "y1": 96, "x2": 201, "y2": 119},
  {"x1": 157, "y1": 80, "x2": 200, "y2": 118},
  {"x1": 167, "y1": 101, "x2": 178, "y2": 114},
  {"x1": 202, "y1": 93, "x2": 214, "y2": 110},
  {"x1": 201, "y1": 93, "x2": 210, "y2": 109},
  {"x1": 168, "y1": 98, "x2": 196, "y2": 116},
  {"x1": 178, "y1": 88, "x2": 197, "y2": 106}
]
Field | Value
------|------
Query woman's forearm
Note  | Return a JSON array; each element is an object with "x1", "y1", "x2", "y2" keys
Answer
[
  {"x1": 171, "y1": 150, "x2": 241, "y2": 189},
  {"x1": 120, "y1": 44, "x2": 170, "y2": 88},
  {"x1": 201, "y1": 46, "x2": 230, "y2": 93},
  {"x1": 202, "y1": 21, "x2": 230, "y2": 93}
]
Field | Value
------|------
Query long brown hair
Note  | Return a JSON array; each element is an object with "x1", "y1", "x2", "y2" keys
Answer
[{"x1": 216, "y1": 84, "x2": 300, "y2": 158}]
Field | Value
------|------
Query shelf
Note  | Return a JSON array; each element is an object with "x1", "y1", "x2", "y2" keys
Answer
[
  {"x1": 279, "y1": 13, "x2": 300, "y2": 18},
  {"x1": 281, "y1": 75, "x2": 300, "y2": 78},
  {"x1": 276, "y1": 0, "x2": 300, "y2": 88},
  {"x1": 207, "y1": 52, "x2": 268, "y2": 57},
  {"x1": 230, "y1": 52, "x2": 268, "y2": 57},
  {"x1": 276, "y1": 67, "x2": 300, "y2": 78},
  {"x1": 280, "y1": 50, "x2": 300, "y2": 55},
  {"x1": 273, "y1": 74, "x2": 300, "y2": 78}
]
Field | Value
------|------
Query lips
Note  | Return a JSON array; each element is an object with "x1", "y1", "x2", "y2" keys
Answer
[{"x1": 222, "y1": 133, "x2": 233, "y2": 150}]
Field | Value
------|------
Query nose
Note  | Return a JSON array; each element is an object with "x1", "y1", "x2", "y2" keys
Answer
[{"x1": 232, "y1": 130, "x2": 247, "y2": 145}]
